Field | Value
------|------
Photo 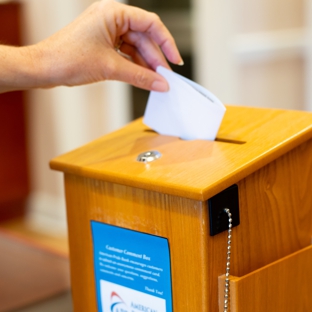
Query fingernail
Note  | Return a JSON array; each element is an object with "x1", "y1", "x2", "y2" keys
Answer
[
  {"x1": 178, "y1": 59, "x2": 184, "y2": 66},
  {"x1": 151, "y1": 80, "x2": 169, "y2": 92}
]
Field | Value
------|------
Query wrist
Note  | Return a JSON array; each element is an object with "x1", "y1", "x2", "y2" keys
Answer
[{"x1": 0, "y1": 44, "x2": 52, "y2": 93}]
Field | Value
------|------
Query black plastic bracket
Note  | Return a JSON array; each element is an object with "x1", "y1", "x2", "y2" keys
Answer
[{"x1": 208, "y1": 184, "x2": 240, "y2": 236}]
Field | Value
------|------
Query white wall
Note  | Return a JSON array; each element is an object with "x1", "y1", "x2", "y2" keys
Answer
[
  {"x1": 192, "y1": 0, "x2": 238, "y2": 104},
  {"x1": 20, "y1": 0, "x2": 131, "y2": 234},
  {"x1": 192, "y1": 0, "x2": 309, "y2": 111}
]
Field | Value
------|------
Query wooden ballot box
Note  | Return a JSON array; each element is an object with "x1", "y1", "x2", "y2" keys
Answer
[{"x1": 50, "y1": 106, "x2": 312, "y2": 312}]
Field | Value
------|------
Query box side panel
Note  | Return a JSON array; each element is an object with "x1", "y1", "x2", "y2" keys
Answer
[{"x1": 231, "y1": 138, "x2": 312, "y2": 278}]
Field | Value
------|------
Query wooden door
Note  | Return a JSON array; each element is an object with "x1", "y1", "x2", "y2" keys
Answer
[{"x1": 0, "y1": 2, "x2": 29, "y2": 220}]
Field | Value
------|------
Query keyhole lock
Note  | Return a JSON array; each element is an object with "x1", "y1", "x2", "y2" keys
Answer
[{"x1": 137, "y1": 150, "x2": 162, "y2": 163}]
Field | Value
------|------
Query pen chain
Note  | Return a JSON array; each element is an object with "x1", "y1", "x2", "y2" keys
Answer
[{"x1": 223, "y1": 208, "x2": 232, "y2": 312}]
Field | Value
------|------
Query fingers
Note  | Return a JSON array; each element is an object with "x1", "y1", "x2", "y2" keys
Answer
[
  {"x1": 121, "y1": 31, "x2": 170, "y2": 71},
  {"x1": 113, "y1": 2, "x2": 183, "y2": 66},
  {"x1": 119, "y1": 41, "x2": 150, "y2": 69},
  {"x1": 107, "y1": 51, "x2": 169, "y2": 92}
]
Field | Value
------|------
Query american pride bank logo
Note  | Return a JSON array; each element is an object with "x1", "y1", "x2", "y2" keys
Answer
[
  {"x1": 109, "y1": 291, "x2": 159, "y2": 312},
  {"x1": 110, "y1": 292, "x2": 129, "y2": 312}
]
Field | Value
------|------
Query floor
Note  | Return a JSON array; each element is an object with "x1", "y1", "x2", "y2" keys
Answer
[
  {"x1": 0, "y1": 218, "x2": 69, "y2": 256},
  {"x1": 14, "y1": 292, "x2": 73, "y2": 312},
  {"x1": 0, "y1": 218, "x2": 72, "y2": 312}
]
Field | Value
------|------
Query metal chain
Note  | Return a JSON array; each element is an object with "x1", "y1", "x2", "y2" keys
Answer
[{"x1": 223, "y1": 208, "x2": 232, "y2": 312}]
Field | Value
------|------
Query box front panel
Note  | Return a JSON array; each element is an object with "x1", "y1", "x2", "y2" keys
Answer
[{"x1": 63, "y1": 175, "x2": 211, "y2": 312}]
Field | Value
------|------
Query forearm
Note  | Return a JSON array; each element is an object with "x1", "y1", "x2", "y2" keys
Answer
[
  {"x1": 0, "y1": 0, "x2": 183, "y2": 94},
  {"x1": 0, "y1": 44, "x2": 47, "y2": 93}
]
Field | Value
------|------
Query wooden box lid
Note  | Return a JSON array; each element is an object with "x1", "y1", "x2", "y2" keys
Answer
[{"x1": 50, "y1": 106, "x2": 312, "y2": 201}]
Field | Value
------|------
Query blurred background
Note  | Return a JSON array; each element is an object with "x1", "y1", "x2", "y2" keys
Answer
[
  {"x1": 1, "y1": 0, "x2": 310, "y2": 235},
  {"x1": 0, "y1": 0, "x2": 311, "y2": 310}
]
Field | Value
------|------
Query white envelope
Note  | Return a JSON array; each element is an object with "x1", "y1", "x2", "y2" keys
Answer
[{"x1": 143, "y1": 66, "x2": 226, "y2": 140}]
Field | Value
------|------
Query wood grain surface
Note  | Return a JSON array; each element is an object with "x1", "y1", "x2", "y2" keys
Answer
[
  {"x1": 63, "y1": 137, "x2": 312, "y2": 311},
  {"x1": 51, "y1": 106, "x2": 312, "y2": 311}
]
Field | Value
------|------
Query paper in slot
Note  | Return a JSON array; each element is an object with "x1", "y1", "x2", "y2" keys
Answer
[{"x1": 143, "y1": 66, "x2": 226, "y2": 141}]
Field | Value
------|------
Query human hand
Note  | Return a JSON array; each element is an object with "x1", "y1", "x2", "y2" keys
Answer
[{"x1": 35, "y1": 0, "x2": 183, "y2": 92}]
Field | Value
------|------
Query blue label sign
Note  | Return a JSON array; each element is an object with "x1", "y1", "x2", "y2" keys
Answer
[{"x1": 91, "y1": 221, "x2": 173, "y2": 312}]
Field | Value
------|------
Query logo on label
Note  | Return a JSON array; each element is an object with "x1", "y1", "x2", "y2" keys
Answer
[
  {"x1": 110, "y1": 291, "x2": 159, "y2": 312},
  {"x1": 110, "y1": 292, "x2": 128, "y2": 312}
]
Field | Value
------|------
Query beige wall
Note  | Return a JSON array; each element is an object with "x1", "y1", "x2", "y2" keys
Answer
[
  {"x1": 235, "y1": 0, "x2": 304, "y2": 33},
  {"x1": 192, "y1": 0, "x2": 309, "y2": 111},
  {"x1": 235, "y1": 0, "x2": 305, "y2": 109}
]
